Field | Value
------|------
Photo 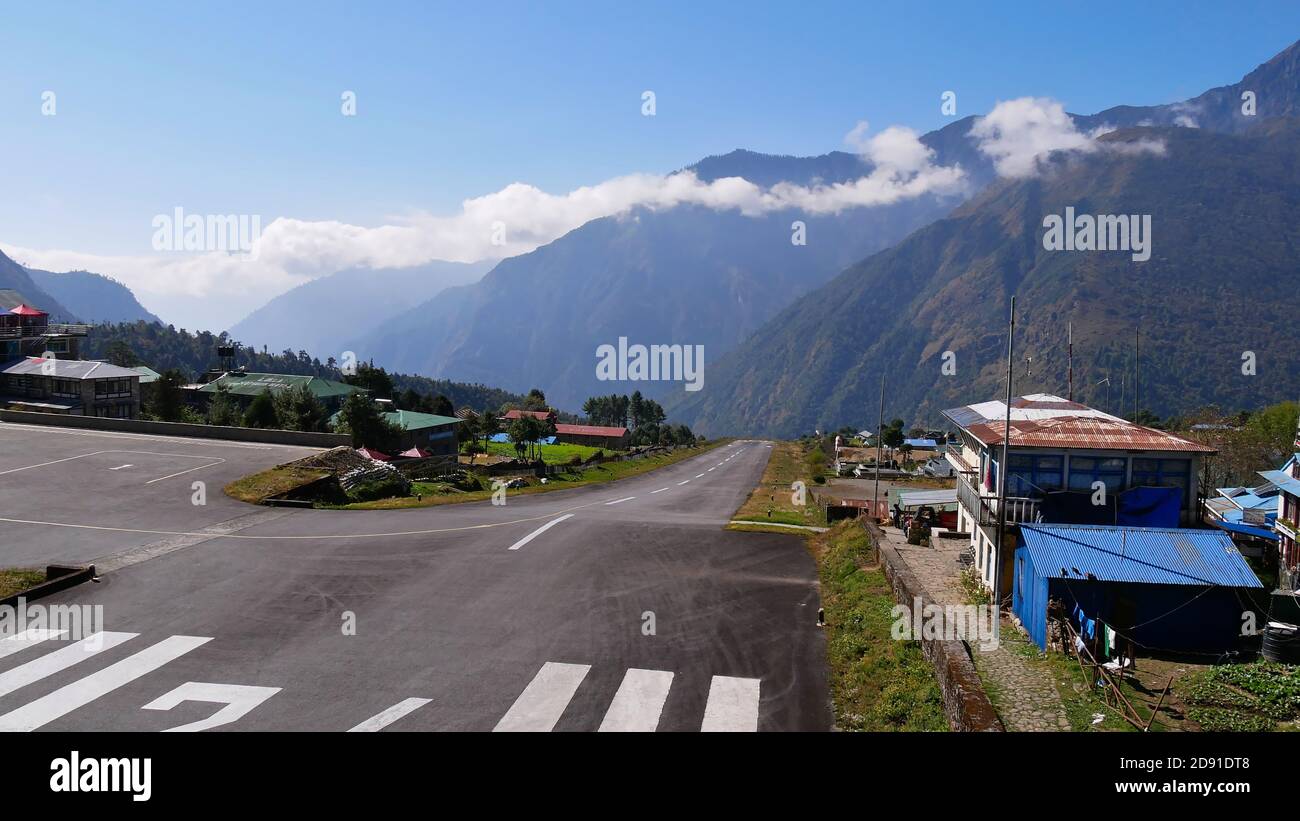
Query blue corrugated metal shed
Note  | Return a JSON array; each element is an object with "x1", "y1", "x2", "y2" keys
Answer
[
  {"x1": 1258, "y1": 470, "x2": 1300, "y2": 497},
  {"x1": 1019, "y1": 524, "x2": 1262, "y2": 588}
]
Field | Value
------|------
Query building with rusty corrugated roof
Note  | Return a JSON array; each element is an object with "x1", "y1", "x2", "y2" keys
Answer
[{"x1": 942, "y1": 393, "x2": 1216, "y2": 599}]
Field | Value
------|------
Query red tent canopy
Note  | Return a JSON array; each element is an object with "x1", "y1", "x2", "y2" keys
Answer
[
  {"x1": 9, "y1": 304, "x2": 47, "y2": 316},
  {"x1": 355, "y1": 446, "x2": 392, "y2": 462},
  {"x1": 399, "y1": 446, "x2": 432, "y2": 458}
]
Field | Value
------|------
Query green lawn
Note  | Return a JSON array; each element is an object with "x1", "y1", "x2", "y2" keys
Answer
[
  {"x1": 0, "y1": 568, "x2": 45, "y2": 599},
  {"x1": 810, "y1": 522, "x2": 948, "y2": 731},
  {"x1": 474, "y1": 440, "x2": 618, "y2": 465}
]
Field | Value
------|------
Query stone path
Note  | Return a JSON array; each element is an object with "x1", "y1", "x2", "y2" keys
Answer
[{"x1": 881, "y1": 525, "x2": 1072, "y2": 732}]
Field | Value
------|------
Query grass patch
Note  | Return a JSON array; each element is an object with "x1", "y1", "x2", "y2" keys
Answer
[
  {"x1": 0, "y1": 568, "x2": 46, "y2": 599},
  {"x1": 224, "y1": 466, "x2": 330, "y2": 504},
  {"x1": 338, "y1": 441, "x2": 728, "y2": 510},
  {"x1": 809, "y1": 521, "x2": 947, "y2": 731},
  {"x1": 475, "y1": 441, "x2": 618, "y2": 465},
  {"x1": 729, "y1": 440, "x2": 827, "y2": 529}
]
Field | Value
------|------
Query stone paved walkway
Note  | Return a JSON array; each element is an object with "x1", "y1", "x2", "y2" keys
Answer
[{"x1": 881, "y1": 525, "x2": 1071, "y2": 732}]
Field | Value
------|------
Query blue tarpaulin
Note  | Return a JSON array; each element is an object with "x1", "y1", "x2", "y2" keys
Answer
[{"x1": 1116, "y1": 486, "x2": 1181, "y2": 528}]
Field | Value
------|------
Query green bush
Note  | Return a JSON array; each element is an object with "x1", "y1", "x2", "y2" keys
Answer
[{"x1": 345, "y1": 475, "x2": 410, "y2": 503}]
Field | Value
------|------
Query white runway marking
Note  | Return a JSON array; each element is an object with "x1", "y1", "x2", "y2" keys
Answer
[
  {"x1": 348, "y1": 697, "x2": 433, "y2": 732},
  {"x1": 0, "y1": 422, "x2": 302, "y2": 451},
  {"x1": 707, "y1": 467, "x2": 715, "y2": 472},
  {"x1": 507, "y1": 514, "x2": 574, "y2": 551},
  {"x1": 695, "y1": 473, "x2": 705, "y2": 478},
  {"x1": 144, "y1": 681, "x2": 281, "y2": 732},
  {"x1": 700, "y1": 675, "x2": 761, "y2": 732},
  {"x1": 604, "y1": 496, "x2": 635, "y2": 505},
  {"x1": 0, "y1": 632, "x2": 137, "y2": 699},
  {"x1": 0, "y1": 635, "x2": 211, "y2": 732},
  {"x1": 144, "y1": 460, "x2": 225, "y2": 484},
  {"x1": 650, "y1": 488, "x2": 668, "y2": 494},
  {"x1": 677, "y1": 480, "x2": 690, "y2": 485},
  {"x1": 0, "y1": 628, "x2": 67, "y2": 660},
  {"x1": 598, "y1": 668, "x2": 674, "y2": 732},
  {"x1": 0, "y1": 449, "x2": 225, "y2": 483},
  {"x1": 494, "y1": 662, "x2": 590, "y2": 732}
]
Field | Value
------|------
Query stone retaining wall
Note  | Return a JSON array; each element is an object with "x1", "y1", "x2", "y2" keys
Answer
[{"x1": 863, "y1": 519, "x2": 1004, "y2": 732}]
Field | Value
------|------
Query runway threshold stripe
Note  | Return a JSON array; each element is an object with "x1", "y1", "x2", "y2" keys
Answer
[
  {"x1": 0, "y1": 629, "x2": 67, "y2": 660},
  {"x1": 598, "y1": 668, "x2": 674, "y2": 732},
  {"x1": 604, "y1": 496, "x2": 635, "y2": 505},
  {"x1": 0, "y1": 635, "x2": 211, "y2": 732},
  {"x1": 700, "y1": 675, "x2": 761, "y2": 732},
  {"x1": 348, "y1": 697, "x2": 432, "y2": 732},
  {"x1": 506, "y1": 514, "x2": 574, "y2": 551},
  {"x1": 493, "y1": 662, "x2": 590, "y2": 732},
  {"x1": 0, "y1": 632, "x2": 137, "y2": 699}
]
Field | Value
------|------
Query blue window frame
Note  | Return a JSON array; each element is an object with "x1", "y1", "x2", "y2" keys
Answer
[
  {"x1": 1068, "y1": 456, "x2": 1127, "y2": 494},
  {"x1": 1131, "y1": 457, "x2": 1190, "y2": 506},
  {"x1": 1006, "y1": 454, "x2": 1063, "y2": 497}
]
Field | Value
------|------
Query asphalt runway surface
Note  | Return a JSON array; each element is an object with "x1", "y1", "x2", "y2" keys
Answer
[{"x1": 0, "y1": 424, "x2": 831, "y2": 732}]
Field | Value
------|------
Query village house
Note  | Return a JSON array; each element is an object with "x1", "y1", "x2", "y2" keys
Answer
[
  {"x1": 0, "y1": 294, "x2": 89, "y2": 360},
  {"x1": 943, "y1": 393, "x2": 1216, "y2": 600},
  {"x1": 0, "y1": 356, "x2": 141, "y2": 418},
  {"x1": 192, "y1": 371, "x2": 365, "y2": 412},
  {"x1": 381, "y1": 409, "x2": 460, "y2": 455},
  {"x1": 1260, "y1": 450, "x2": 1300, "y2": 590},
  {"x1": 553, "y1": 423, "x2": 628, "y2": 450}
]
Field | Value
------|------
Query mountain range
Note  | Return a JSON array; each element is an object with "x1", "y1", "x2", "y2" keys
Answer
[
  {"x1": 342, "y1": 40, "x2": 1300, "y2": 420},
  {"x1": 668, "y1": 119, "x2": 1300, "y2": 436},
  {"x1": 228, "y1": 259, "x2": 492, "y2": 357},
  {"x1": 0, "y1": 248, "x2": 159, "y2": 324}
]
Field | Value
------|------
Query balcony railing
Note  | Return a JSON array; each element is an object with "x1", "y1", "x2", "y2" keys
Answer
[
  {"x1": 955, "y1": 475, "x2": 1041, "y2": 527},
  {"x1": 0, "y1": 324, "x2": 89, "y2": 339}
]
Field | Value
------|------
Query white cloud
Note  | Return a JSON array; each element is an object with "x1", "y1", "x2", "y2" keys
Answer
[
  {"x1": 3, "y1": 125, "x2": 968, "y2": 330},
  {"x1": 970, "y1": 97, "x2": 1167, "y2": 178}
]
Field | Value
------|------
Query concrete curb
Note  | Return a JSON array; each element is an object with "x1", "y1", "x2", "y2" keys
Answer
[
  {"x1": 729, "y1": 520, "x2": 829, "y2": 532},
  {"x1": 0, "y1": 409, "x2": 348, "y2": 448},
  {"x1": 0, "y1": 564, "x2": 97, "y2": 609},
  {"x1": 862, "y1": 519, "x2": 1004, "y2": 732}
]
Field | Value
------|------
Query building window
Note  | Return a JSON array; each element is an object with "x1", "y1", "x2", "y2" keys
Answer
[
  {"x1": 1132, "y1": 458, "x2": 1190, "y2": 503},
  {"x1": 51, "y1": 378, "x2": 78, "y2": 398},
  {"x1": 94, "y1": 379, "x2": 132, "y2": 398},
  {"x1": 1006, "y1": 454, "x2": 1063, "y2": 497},
  {"x1": 1068, "y1": 456, "x2": 1127, "y2": 495}
]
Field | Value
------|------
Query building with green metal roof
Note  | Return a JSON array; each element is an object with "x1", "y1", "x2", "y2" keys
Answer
[{"x1": 196, "y1": 371, "x2": 365, "y2": 410}]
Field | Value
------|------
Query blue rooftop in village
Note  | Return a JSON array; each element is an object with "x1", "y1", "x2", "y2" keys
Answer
[{"x1": 1018, "y1": 524, "x2": 1262, "y2": 589}]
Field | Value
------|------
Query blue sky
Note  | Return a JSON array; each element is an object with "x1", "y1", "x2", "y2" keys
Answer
[
  {"x1": 2, "y1": 1, "x2": 1297, "y2": 252},
  {"x1": 0, "y1": 1, "x2": 1296, "y2": 327}
]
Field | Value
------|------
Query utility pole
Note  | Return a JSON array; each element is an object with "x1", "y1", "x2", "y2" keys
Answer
[
  {"x1": 993, "y1": 296, "x2": 1015, "y2": 616},
  {"x1": 1067, "y1": 321, "x2": 1073, "y2": 402},
  {"x1": 1134, "y1": 327, "x2": 1141, "y2": 422},
  {"x1": 873, "y1": 373, "x2": 884, "y2": 522}
]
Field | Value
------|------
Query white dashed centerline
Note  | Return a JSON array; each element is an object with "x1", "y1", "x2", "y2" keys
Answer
[
  {"x1": 650, "y1": 488, "x2": 668, "y2": 494},
  {"x1": 507, "y1": 514, "x2": 574, "y2": 551},
  {"x1": 348, "y1": 697, "x2": 432, "y2": 732},
  {"x1": 677, "y1": 480, "x2": 690, "y2": 485},
  {"x1": 604, "y1": 496, "x2": 636, "y2": 506},
  {"x1": 695, "y1": 474, "x2": 705, "y2": 479}
]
